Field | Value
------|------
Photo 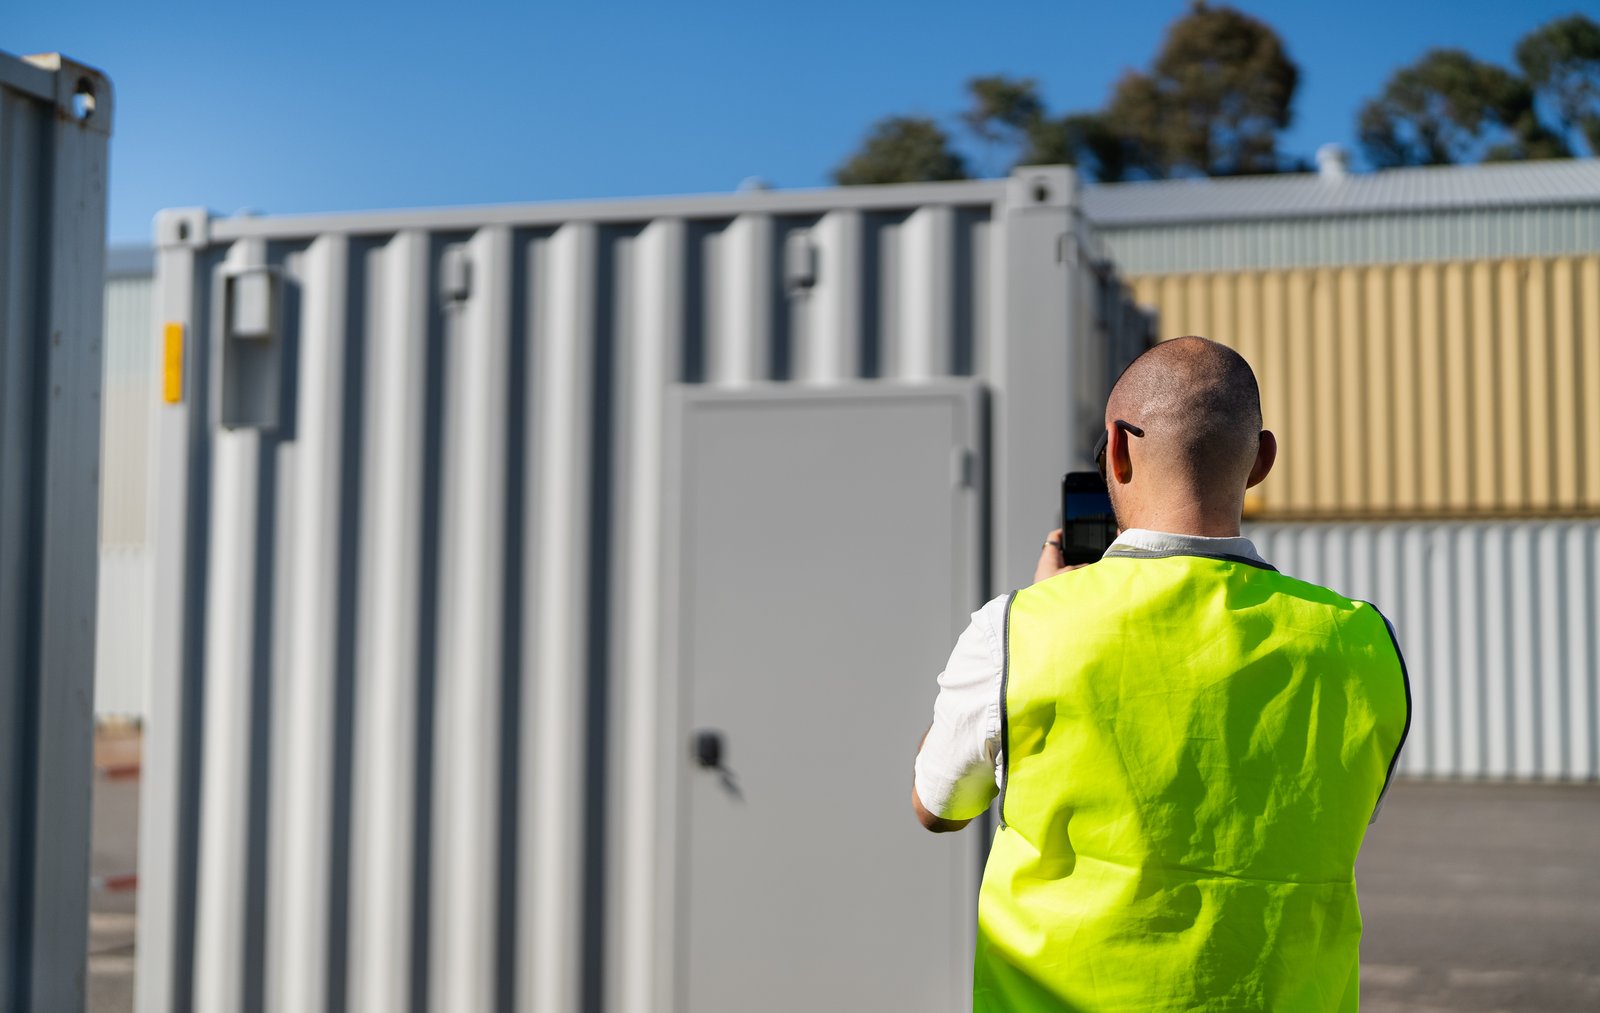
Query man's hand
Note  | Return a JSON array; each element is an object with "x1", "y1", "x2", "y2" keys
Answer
[{"x1": 1034, "y1": 528, "x2": 1089, "y2": 584}]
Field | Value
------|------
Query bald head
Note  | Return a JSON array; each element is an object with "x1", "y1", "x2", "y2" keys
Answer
[{"x1": 1107, "y1": 336, "x2": 1264, "y2": 496}]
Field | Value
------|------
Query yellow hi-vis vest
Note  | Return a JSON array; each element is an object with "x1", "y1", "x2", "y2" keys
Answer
[{"x1": 974, "y1": 550, "x2": 1410, "y2": 1012}]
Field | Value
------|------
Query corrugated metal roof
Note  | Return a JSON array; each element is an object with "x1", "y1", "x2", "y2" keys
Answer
[{"x1": 1084, "y1": 159, "x2": 1600, "y2": 226}]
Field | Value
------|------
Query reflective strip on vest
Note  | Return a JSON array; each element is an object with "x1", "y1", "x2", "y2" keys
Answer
[{"x1": 975, "y1": 553, "x2": 1409, "y2": 1013}]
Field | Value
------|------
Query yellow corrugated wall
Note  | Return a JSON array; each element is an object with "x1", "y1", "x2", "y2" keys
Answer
[{"x1": 1131, "y1": 255, "x2": 1600, "y2": 519}]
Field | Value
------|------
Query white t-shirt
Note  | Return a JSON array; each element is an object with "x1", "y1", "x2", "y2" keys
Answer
[{"x1": 912, "y1": 528, "x2": 1401, "y2": 824}]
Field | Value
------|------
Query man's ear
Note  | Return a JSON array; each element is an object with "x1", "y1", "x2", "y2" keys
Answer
[
  {"x1": 1246, "y1": 430, "x2": 1277, "y2": 489},
  {"x1": 1109, "y1": 422, "x2": 1135, "y2": 484}
]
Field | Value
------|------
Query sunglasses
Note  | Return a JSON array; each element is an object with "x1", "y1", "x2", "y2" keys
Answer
[{"x1": 1093, "y1": 419, "x2": 1146, "y2": 480}]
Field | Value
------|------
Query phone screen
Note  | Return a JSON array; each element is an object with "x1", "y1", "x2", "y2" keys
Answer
[{"x1": 1061, "y1": 473, "x2": 1117, "y2": 563}]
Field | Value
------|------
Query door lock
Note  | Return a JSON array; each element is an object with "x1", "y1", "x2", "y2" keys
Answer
[{"x1": 692, "y1": 730, "x2": 724, "y2": 770}]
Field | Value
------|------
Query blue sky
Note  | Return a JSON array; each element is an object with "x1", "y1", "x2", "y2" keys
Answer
[{"x1": 11, "y1": 0, "x2": 1592, "y2": 243}]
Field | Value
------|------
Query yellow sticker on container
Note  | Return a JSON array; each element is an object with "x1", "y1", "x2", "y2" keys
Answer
[{"x1": 162, "y1": 323, "x2": 184, "y2": 403}]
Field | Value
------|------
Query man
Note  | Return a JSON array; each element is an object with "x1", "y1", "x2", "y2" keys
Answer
[{"x1": 912, "y1": 337, "x2": 1410, "y2": 1011}]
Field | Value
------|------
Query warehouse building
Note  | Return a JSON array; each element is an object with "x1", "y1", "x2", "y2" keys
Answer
[{"x1": 1083, "y1": 151, "x2": 1600, "y2": 520}]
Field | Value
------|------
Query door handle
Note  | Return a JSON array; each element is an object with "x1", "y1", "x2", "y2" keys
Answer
[
  {"x1": 691, "y1": 730, "x2": 743, "y2": 801},
  {"x1": 692, "y1": 730, "x2": 723, "y2": 770}
]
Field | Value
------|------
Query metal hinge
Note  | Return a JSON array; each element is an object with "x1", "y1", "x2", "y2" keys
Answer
[
  {"x1": 219, "y1": 265, "x2": 284, "y2": 431},
  {"x1": 784, "y1": 231, "x2": 817, "y2": 292},
  {"x1": 441, "y1": 244, "x2": 472, "y2": 303},
  {"x1": 1056, "y1": 232, "x2": 1078, "y2": 266}
]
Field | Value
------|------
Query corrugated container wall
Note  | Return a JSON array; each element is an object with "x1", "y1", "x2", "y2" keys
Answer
[
  {"x1": 1135, "y1": 256, "x2": 1600, "y2": 520},
  {"x1": 138, "y1": 168, "x2": 1153, "y2": 1013},
  {"x1": 0, "y1": 51, "x2": 112, "y2": 1012},
  {"x1": 1098, "y1": 205, "x2": 1600, "y2": 276},
  {"x1": 98, "y1": 248, "x2": 157, "y2": 717},
  {"x1": 1245, "y1": 520, "x2": 1599, "y2": 781}
]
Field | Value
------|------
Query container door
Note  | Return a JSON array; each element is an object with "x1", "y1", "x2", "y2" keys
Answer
[{"x1": 668, "y1": 384, "x2": 984, "y2": 1013}]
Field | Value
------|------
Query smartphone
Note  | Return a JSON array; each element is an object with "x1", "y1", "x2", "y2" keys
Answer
[{"x1": 1060, "y1": 472, "x2": 1117, "y2": 565}]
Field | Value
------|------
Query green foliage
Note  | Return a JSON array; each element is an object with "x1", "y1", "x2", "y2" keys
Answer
[
  {"x1": 832, "y1": 116, "x2": 969, "y2": 186},
  {"x1": 1107, "y1": 3, "x2": 1300, "y2": 177},
  {"x1": 1358, "y1": 14, "x2": 1600, "y2": 167},
  {"x1": 1041, "y1": 113, "x2": 1135, "y2": 183},
  {"x1": 963, "y1": 75, "x2": 1046, "y2": 150},
  {"x1": 1358, "y1": 49, "x2": 1537, "y2": 166},
  {"x1": 961, "y1": 76, "x2": 1133, "y2": 181},
  {"x1": 1515, "y1": 13, "x2": 1600, "y2": 155},
  {"x1": 1357, "y1": 47, "x2": 1573, "y2": 167},
  {"x1": 835, "y1": 7, "x2": 1599, "y2": 186},
  {"x1": 951, "y1": 6, "x2": 1302, "y2": 181}
]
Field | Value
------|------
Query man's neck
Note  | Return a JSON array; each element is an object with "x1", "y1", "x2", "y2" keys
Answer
[{"x1": 1119, "y1": 502, "x2": 1243, "y2": 539}]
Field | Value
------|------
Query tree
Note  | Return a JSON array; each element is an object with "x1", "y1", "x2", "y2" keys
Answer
[
  {"x1": 1105, "y1": 2, "x2": 1300, "y2": 177},
  {"x1": 1356, "y1": 48, "x2": 1566, "y2": 167},
  {"x1": 1516, "y1": 13, "x2": 1600, "y2": 155},
  {"x1": 961, "y1": 75, "x2": 1134, "y2": 181},
  {"x1": 835, "y1": 3, "x2": 1301, "y2": 183},
  {"x1": 1027, "y1": 112, "x2": 1136, "y2": 182},
  {"x1": 832, "y1": 116, "x2": 968, "y2": 186},
  {"x1": 963, "y1": 75, "x2": 1046, "y2": 162}
]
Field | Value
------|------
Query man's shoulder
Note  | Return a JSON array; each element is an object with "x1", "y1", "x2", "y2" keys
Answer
[
  {"x1": 973, "y1": 591, "x2": 1015, "y2": 639},
  {"x1": 1252, "y1": 571, "x2": 1404, "y2": 657},
  {"x1": 1264, "y1": 569, "x2": 1388, "y2": 619}
]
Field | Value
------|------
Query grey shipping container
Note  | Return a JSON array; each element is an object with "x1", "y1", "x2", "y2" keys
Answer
[
  {"x1": 0, "y1": 50, "x2": 113, "y2": 1011},
  {"x1": 138, "y1": 166, "x2": 1154, "y2": 1013}
]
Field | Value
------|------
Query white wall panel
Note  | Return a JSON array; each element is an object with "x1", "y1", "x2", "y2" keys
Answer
[{"x1": 96, "y1": 273, "x2": 155, "y2": 717}]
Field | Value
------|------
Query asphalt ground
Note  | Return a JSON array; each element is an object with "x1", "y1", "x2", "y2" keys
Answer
[
  {"x1": 1353, "y1": 779, "x2": 1600, "y2": 1012},
  {"x1": 88, "y1": 726, "x2": 138, "y2": 1013},
  {"x1": 88, "y1": 740, "x2": 1596, "y2": 1012}
]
